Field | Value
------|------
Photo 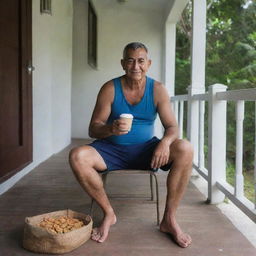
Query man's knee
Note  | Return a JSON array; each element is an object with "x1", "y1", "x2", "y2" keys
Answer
[
  {"x1": 172, "y1": 139, "x2": 194, "y2": 159},
  {"x1": 69, "y1": 146, "x2": 92, "y2": 166}
]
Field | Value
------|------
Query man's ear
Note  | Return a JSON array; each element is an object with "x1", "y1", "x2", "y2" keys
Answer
[
  {"x1": 121, "y1": 59, "x2": 125, "y2": 70},
  {"x1": 148, "y1": 59, "x2": 152, "y2": 67}
]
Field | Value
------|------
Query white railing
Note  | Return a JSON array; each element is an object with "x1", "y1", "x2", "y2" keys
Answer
[{"x1": 171, "y1": 84, "x2": 256, "y2": 222}]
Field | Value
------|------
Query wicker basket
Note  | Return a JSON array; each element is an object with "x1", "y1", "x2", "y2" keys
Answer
[{"x1": 23, "y1": 209, "x2": 93, "y2": 254}]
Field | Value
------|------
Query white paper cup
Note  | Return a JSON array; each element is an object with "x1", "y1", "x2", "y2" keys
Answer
[{"x1": 119, "y1": 113, "x2": 133, "y2": 131}]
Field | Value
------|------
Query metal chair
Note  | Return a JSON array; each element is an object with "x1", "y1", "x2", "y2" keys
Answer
[{"x1": 90, "y1": 169, "x2": 160, "y2": 225}]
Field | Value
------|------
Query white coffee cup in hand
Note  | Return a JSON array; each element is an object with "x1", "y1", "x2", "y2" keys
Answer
[{"x1": 119, "y1": 113, "x2": 133, "y2": 132}]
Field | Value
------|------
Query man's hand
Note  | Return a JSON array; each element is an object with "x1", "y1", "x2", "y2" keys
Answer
[
  {"x1": 151, "y1": 140, "x2": 170, "y2": 169},
  {"x1": 111, "y1": 119, "x2": 130, "y2": 135}
]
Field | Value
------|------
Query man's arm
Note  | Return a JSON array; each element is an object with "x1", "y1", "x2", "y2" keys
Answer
[
  {"x1": 89, "y1": 81, "x2": 129, "y2": 139},
  {"x1": 151, "y1": 82, "x2": 179, "y2": 169},
  {"x1": 155, "y1": 82, "x2": 179, "y2": 144}
]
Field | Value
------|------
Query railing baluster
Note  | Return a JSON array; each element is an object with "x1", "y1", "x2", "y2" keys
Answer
[
  {"x1": 171, "y1": 102, "x2": 175, "y2": 117},
  {"x1": 179, "y1": 101, "x2": 184, "y2": 139},
  {"x1": 254, "y1": 101, "x2": 256, "y2": 209},
  {"x1": 235, "y1": 100, "x2": 245, "y2": 198},
  {"x1": 199, "y1": 100, "x2": 205, "y2": 169},
  {"x1": 174, "y1": 101, "x2": 179, "y2": 122}
]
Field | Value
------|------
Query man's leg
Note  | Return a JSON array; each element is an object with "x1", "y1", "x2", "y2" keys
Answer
[
  {"x1": 160, "y1": 139, "x2": 193, "y2": 248},
  {"x1": 69, "y1": 145, "x2": 116, "y2": 243}
]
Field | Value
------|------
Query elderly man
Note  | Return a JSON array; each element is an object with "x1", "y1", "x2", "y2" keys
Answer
[{"x1": 69, "y1": 42, "x2": 193, "y2": 248}]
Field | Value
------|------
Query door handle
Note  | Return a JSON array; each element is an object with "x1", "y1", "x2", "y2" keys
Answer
[{"x1": 27, "y1": 62, "x2": 35, "y2": 74}]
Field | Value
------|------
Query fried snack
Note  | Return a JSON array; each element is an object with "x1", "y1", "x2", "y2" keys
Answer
[{"x1": 38, "y1": 216, "x2": 85, "y2": 234}]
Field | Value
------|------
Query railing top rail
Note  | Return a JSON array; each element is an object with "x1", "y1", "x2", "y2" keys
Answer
[
  {"x1": 171, "y1": 94, "x2": 188, "y2": 101},
  {"x1": 216, "y1": 88, "x2": 256, "y2": 101},
  {"x1": 171, "y1": 87, "x2": 256, "y2": 102},
  {"x1": 192, "y1": 93, "x2": 209, "y2": 101}
]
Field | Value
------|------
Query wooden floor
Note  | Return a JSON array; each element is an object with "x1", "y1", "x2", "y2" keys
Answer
[{"x1": 0, "y1": 139, "x2": 255, "y2": 256}]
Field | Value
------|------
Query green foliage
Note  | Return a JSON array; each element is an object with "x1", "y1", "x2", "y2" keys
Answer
[
  {"x1": 205, "y1": 0, "x2": 256, "y2": 89},
  {"x1": 226, "y1": 161, "x2": 255, "y2": 202}
]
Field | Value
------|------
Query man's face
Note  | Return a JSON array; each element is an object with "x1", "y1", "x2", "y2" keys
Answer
[{"x1": 121, "y1": 48, "x2": 151, "y2": 81}]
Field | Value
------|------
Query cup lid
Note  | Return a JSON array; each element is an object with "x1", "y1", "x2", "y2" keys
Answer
[{"x1": 120, "y1": 113, "x2": 133, "y2": 118}]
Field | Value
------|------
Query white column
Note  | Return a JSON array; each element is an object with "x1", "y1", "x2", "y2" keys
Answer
[
  {"x1": 191, "y1": 0, "x2": 206, "y2": 91},
  {"x1": 208, "y1": 84, "x2": 227, "y2": 204},
  {"x1": 187, "y1": 86, "x2": 202, "y2": 165},
  {"x1": 164, "y1": 22, "x2": 176, "y2": 97},
  {"x1": 188, "y1": 0, "x2": 207, "y2": 166}
]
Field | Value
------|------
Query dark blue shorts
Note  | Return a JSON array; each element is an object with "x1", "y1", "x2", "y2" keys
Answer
[{"x1": 89, "y1": 136, "x2": 172, "y2": 173}]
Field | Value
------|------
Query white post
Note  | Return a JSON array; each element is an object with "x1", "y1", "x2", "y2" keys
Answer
[
  {"x1": 191, "y1": 0, "x2": 206, "y2": 90},
  {"x1": 174, "y1": 101, "x2": 179, "y2": 122},
  {"x1": 235, "y1": 100, "x2": 245, "y2": 198},
  {"x1": 187, "y1": 86, "x2": 200, "y2": 165},
  {"x1": 164, "y1": 22, "x2": 176, "y2": 97},
  {"x1": 199, "y1": 100, "x2": 205, "y2": 169},
  {"x1": 208, "y1": 84, "x2": 227, "y2": 204},
  {"x1": 179, "y1": 101, "x2": 184, "y2": 139},
  {"x1": 188, "y1": 0, "x2": 207, "y2": 166},
  {"x1": 255, "y1": 101, "x2": 256, "y2": 209}
]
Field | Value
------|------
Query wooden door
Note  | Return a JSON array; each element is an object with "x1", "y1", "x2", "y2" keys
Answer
[{"x1": 0, "y1": 0, "x2": 32, "y2": 182}]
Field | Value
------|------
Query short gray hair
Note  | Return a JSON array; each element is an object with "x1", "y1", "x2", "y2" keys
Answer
[{"x1": 123, "y1": 42, "x2": 148, "y2": 59}]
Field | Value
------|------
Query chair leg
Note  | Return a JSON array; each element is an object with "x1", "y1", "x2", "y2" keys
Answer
[
  {"x1": 151, "y1": 172, "x2": 160, "y2": 225},
  {"x1": 150, "y1": 174, "x2": 154, "y2": 201},
  {"x1": 90, "y1": 171, "x2": 159, "y2": 225}
]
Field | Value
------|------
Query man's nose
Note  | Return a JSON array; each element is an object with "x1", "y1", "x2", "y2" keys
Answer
[{"x1": 132, "y1": 60, "x2": 139, "y2": 69}]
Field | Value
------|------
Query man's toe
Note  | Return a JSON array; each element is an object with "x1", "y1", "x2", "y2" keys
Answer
[
  {"x1": 175, "y1": 233, "x2": 192, "y2": 248},
  {"x1": 91, "y1": 228, "x2": 101, "y2": 241},
  {"x1": 182, "y1": 234, "x2": 192, "y2": 248},
  {"x1": 98, "y1": 232, "x2": 107, "y2": 243}
]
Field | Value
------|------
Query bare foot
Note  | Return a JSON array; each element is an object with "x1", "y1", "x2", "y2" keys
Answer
[
  {"x1": 91, "y1": 212, "x2": 117, "y2": 243},
  {"x1": 160, "y1": 218, "x2": 192, "y2": 248}
]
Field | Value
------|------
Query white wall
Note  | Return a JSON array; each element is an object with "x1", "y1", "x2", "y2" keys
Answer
[
  {"x1": 0, "y1": 0, "x2": 73, "y2": 195},
  {"x1": 33, "y1": 0, "x2": 73, "y2": 161},
  {"x1": 72, "y1": 0, "x2": 165, "y2": 138},
  {"x1": 50, "y1": 1, "x2": 73, "y2": 153}
]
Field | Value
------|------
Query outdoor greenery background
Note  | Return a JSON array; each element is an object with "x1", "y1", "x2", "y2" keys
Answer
[{"x1": 175, "y1": 0, "x2": 256, "y2": 201}]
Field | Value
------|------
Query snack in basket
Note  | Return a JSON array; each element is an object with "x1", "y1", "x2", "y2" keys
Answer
[
  {"x1": 23, "y1": 209, "x2": 93, "y2": 254},
  {"x1": 38, "y1": 215, "x2": 84, "y2": 234}
]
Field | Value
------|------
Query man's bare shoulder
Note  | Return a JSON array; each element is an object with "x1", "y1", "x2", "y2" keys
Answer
[
  {"x1": 154, "y1": 80, "x2": 168, "y2": 92},
  {"x1": 97, "y1": 80, "x2": 115, "y2": 102},
  {"x1": 153, "y1": 80, "x2": 170, "y2": 103},
  {"x1": 99, "y1": 80, "x2": 114, "y2": 94}
]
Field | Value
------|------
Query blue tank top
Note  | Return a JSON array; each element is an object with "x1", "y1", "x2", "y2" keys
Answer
[{"x1": 106, "y1": 76, "x2": 157, "y2": 145}]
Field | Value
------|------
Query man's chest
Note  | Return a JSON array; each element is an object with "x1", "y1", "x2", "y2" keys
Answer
[{"x1": 122, "y1": 88, "x2": 145, "y2": 105}]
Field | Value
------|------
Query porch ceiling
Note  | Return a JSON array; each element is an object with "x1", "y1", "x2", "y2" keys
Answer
[
  {"x1": 93, "y1": 0, "x2": 189, "y2": 24},
  {"x1": 94, "y1": 0, "x2": 174, "y2": 13}
]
